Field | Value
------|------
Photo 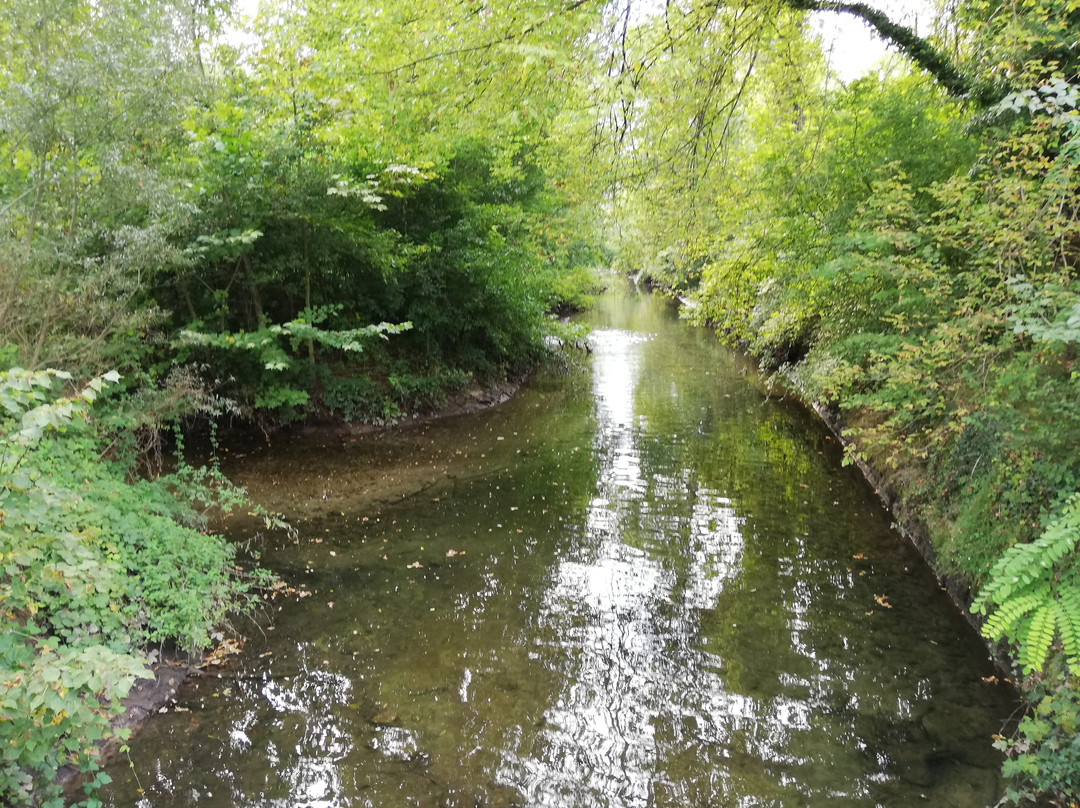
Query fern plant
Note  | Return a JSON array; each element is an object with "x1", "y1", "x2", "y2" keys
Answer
[{"x1": 973, "y1": 492, "x2": 1080, "y2": 676}]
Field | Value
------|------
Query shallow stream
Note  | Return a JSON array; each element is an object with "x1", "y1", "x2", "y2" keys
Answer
[{"x1": 100, "y1": 284, "x2": 1016, "y2": 807}]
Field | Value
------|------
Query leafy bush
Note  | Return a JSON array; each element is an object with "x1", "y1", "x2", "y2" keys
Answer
[
  {"x1": 995, "y1": 682, "x2": 1080, "y2": 805},
  {"x1": 389, "y1": 365, "x2": 470, "y2": 410},
  {"x1": 975, "y1": 493, "x2": 1080, "y2": 677},
  {"x1": 322, "y1": 375, "x2": 386, "y2": 422},
  {"x1": 0, "y1": 368, "x2": 273, "y2": 806},
  {"x1": 647, "y1": 50, "x2": 1080, "y2": 806},
  {"x1": 545, "y1": 265, "x2": 606, "y2": 314},
  {"x1": 321, "y1": 375, "x2": 401, "y2": 422},
  {"x1": 176, "y1": 308, "x2": 412, "y2": 421}
]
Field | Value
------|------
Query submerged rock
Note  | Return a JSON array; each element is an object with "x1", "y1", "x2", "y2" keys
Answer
[{"x1": 370, "y1": 708, "x2": 399, "y2": 726}]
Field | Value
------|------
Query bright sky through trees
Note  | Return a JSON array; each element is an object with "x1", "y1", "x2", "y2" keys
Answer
[
  {"x1": 230, "y1": 0, "x2": 934, "y2": 83},
  {"x1": 811, "y1": 0, "x2": 938, "y2": 81}
]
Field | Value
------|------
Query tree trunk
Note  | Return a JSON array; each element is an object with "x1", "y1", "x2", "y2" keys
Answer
[
  {"x1": 303, "y1": 225, "x2": 315, "y2": 365},
  {"x1": 241, "y1": 254, "x2": 266, "y2": 329}
]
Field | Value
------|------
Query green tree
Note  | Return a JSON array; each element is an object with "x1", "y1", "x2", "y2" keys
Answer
[{"x1": 0, "y1": 0, "x2": 213, "y2": 374}]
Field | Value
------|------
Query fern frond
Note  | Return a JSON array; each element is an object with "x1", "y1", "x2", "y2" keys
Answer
[
  {"x1": 1055, "y1": 587, "x2": 1080, "y2": 675},
  {"x1": 975, "y1": 493, "x2": 1080, "y2": 677}
]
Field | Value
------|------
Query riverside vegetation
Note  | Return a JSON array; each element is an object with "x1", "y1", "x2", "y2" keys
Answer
[
  {"x1": 1, "y1": 0, "x2": 1079, "y2": 805},
  {"x1": 0, "y1": 0, "x2": 603, "y2": 804}
]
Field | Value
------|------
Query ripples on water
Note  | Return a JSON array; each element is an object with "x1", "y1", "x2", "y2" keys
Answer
[{"x1": 99, "y1": 285, "x2": 1015, "y2": 808}]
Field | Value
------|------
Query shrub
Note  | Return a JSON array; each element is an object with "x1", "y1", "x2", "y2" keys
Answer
[{"x1": 0, "y1": 368, "x2": 273, "y2": 806}]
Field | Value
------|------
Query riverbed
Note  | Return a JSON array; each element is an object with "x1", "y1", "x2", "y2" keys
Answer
[{"x1": 99, "y1": 283, "x2": 1016, "y2": 807}]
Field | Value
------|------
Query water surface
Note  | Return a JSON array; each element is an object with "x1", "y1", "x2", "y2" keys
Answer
[{"x1": 101, "y1": 284, "x2": 1014, "y2": 807}]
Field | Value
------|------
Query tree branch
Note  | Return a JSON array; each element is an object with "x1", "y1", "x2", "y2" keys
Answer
[{"x1": 788, "y1": 0, "x2": 973, "y2": 99}]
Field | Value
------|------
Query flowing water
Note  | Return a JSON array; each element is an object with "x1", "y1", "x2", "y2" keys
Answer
[{"x1": 100, "y1": 284, "x2": 1017, "y2": 808}]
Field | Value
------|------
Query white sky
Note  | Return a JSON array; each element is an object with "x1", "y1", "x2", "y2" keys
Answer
[{"x1": 812, "y1": 0, "x2": 937, "y2": 82}]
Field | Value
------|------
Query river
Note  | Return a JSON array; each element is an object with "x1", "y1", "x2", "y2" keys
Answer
[{"x1": 99, "y1": 282, "x2": 1016, "y2": 807}]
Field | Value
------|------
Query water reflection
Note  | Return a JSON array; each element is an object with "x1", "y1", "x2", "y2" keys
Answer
[
  {"x1": 506, "y1": 322, "x2": 750, "y2": 807},
  {"x1": 100, "y1": 284, "x2": 1013, "y2": 808}
]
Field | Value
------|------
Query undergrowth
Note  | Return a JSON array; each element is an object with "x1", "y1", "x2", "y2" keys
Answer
[{"x1": 0, "y1": 368, "x2": 276, "y2": 807}]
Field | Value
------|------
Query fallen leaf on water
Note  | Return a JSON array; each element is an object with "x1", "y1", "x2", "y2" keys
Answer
[
  {"x1": 199, "y1": 637, "x2": 244, "y2": 668},
  {"x1": 327, "y1": 601, "x2": 335, "y2": 609},
  {"x1": 407, "y1": 561, "x2": 423, "y2": 569}
]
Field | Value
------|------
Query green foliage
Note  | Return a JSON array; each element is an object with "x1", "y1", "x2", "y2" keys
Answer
[
  {"x1": 601, "y1": 4, "x2": 1080, "y2": 800},
  {"x1": 994, "y1": 682, "x2": 1080, "y2": 805},
  {"x1": 12, "y1": 0, "x2": 1080, "y2": 803},
  {"x1": 322, "y1": 376, "x2": 392, "y2": 423},
  {"x1": 975, "y1": 493, "x2": 1080, "y2": 677},
  {"x1": 174, "y1": 306, "x2": 413, "y2": 419},
  {"x1": 0, "y1": 0, "x2": 205, "y2": 377},
  {"x1": 0, "y1": 639, "x2": 147, "y2": 808},
  {"x1": 389, "y1": 366, "x2": 470, "y2": 411},
  {"x1": 0, "y1": 0, "x2": 605, "y2": 424},
  {"x1": 544, "y1": 265, "x2": 606, "y2": 315},
  {"x1": 0, "y1": 368, "x2": 274, "y2": 805},
  {"x1": 180, "y1": 311, "x2": 412, "y2": 372},
  {"x1": 1007, "y1": 275, "x2": 1080, "y2": 345},
  {"x1": 681, "y1": 71, "x2": 977, "y2": 365}
]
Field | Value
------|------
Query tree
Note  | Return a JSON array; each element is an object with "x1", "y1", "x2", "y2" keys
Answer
[{"x1": 0, "y1": 0, "x2": 214, "y2": 373}]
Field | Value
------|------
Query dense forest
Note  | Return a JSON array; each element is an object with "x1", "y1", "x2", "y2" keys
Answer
[{"x1": 1, "y1": 0, "x2": 1079, "y2": 804}]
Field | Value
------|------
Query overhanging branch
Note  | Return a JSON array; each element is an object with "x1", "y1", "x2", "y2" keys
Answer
[{"x1": 789, "y1": 0, "x2": 973, "y2": 99}]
